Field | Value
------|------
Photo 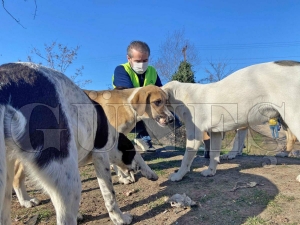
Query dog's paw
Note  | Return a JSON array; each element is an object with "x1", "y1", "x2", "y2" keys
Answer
[
  {"x1": 141, "y1": 170, "x2": 158, "y2": 181},
  {"x1": 169, "y1": 172, "x2": 183, "y2": 182},
  {"x1": 118, "y1": 176, "x2": 135, "y2": 185},
  {"x1": 21, "y1": 198, "x2": 40, "y2": 208},
  {"x1": 117, "y1": 212, "x2": 133, "y2": 225},
  {"x1": 296, "y1": 175, "x2": 300, "y2": 182},
  {"x1": 201, "y1": 168, "x2": 216, "y2": 177},
  {"x1": 220, "y1": 154, "x2": 235, "y2": 160},
  {"x1": 220, "y1": 152, "x2": 238, "y2": 160}
]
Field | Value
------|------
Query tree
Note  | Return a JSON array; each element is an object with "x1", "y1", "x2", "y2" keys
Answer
[
  {"x1": 199, "y1": 58, "x2": 234, "y2": 84},
  {"x1": 171, "y1": 61, "x2": 195, "y2": 83},
  {"x1": 152, "y1": 28, "x2": 201, "y2": 83},
  {"x1": 27, "y1": 42, "x2": 91, "y2": 87}
]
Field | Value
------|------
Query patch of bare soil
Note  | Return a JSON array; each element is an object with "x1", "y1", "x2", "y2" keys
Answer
[{"x1": 10, "y1": 125, "x2": 300, "y2": 225}]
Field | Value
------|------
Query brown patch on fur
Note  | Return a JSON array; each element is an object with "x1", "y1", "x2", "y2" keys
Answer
[
  {"x1": 274, "y1": 60, "x2": 300, "y2": 66},
  {"x1": 83, "y1": 85, "x2": 169, "y2": 134}
]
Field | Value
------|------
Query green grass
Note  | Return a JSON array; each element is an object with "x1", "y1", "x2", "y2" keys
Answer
[
  {"x1": 267, "y1": 200, "x2": 282, "y2": 215},
  {"x1": 126, "y1": 133, "x2": 136, "y2": 141},
  {"x1": 153, "y1": 168, "x2": 167, "y2": 176},
  {"x1": 148, "y1": 196, "x2": 167, "y2": 209},
  {"x1": 38, "y1": 209, "x2": 52, "y2": 220},
  {"x1": 265, "y1": 193, "x2": 296, "y2": 216},
  {"x1": 243, "y1": 216, "x2": 267, "y2": 225},
  {"x1": 236, "y1": 189, "x2": 272, "y2": 206},
  {"x1": 275, "y1": 193, "x2": 296, "y2": 202},
  {"x1": 150, "y1": 158, "x2": 165, "y2": 164},
  {"x1": 199, "y1": 192, "x2": 217, "y2": 204},
  {"x1": 149, "y1": 158, "x2": 177, "y2": 176}
]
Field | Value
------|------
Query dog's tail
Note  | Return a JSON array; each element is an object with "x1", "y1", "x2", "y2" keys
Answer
[{"x1": 0, "y1": 106, "x2": 7, "y2": 214}]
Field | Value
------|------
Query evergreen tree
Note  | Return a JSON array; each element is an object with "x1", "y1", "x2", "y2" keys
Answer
[{"x1": 171, "y1": 61, "x2": 195, "y2": 83}]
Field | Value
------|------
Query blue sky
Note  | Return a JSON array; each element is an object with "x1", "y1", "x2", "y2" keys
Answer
[{"x1": 1, "y1": 0, "x2": 300, "y2": 90}]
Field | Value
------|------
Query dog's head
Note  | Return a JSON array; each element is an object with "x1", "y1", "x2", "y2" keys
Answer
[{"x1": 131, "y1": 85, "x2": 174, "y2": 127}]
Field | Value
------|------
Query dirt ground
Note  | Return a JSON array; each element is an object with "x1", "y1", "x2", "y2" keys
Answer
[{"x1": 10, "y1": 125, "x2": 300, "y2": 225}]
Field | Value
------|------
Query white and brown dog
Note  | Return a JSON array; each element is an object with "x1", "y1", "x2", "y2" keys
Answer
[
  {"x1": 13, "y1": 84, "x2": 173, "y2": 209},
  {"x1": 0, "y1": 62, "x2": 138, "y2": 224},
  {"x1": 162, "y1": 60, "x2": 300, "y2": 182},
  {"x1": 84, "y1": 86, "x2": 174, "y2": 184}
]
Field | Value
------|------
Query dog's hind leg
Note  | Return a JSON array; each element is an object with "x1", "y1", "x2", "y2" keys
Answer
[
  {"x1": 92, "y1": 151, "x2": 132, "y2": 225},
  {"x1": 29, "y1": 157, "x2": 81, "y2": 225},
  {"x1": 0, "y1": 106, "x2": 15, "y2": 225},
  {"x1": 201, "y1": 132, "x2": 222, "y2": 177},
  {"x1": 13, "y1": 160, "x2": 40, "y2": 208},
  {"x1": 1, "y1": 158, "x2": 14, "y2": 225},
  {"x1": 286, "y1": 128, "x2": 297, "y2": 153},
  {"x1": 0, "y1": 106, "x2": 6, "y2": 224},
  {"x1": 285, "y1": 121, "x2": 300, "y2": 181}
]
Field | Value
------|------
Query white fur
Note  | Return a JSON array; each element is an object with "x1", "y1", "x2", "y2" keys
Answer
[
  {"x1": 162, "y1": 61, "x2": 300, "y2": 181},
  {"x1": 0, "y1": 63, "x2": 132, "y2": 224}
]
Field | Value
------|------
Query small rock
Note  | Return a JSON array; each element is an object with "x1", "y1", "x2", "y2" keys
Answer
[
  {"x1": 167, "y1": 193, "x2": 197, "y2": 208},
  {"x1": 24, "y1": 214, "x2": 38, "y2": 225},
  {"x1": 125, "y1": 189, "x2": 137, "y2": 196}
]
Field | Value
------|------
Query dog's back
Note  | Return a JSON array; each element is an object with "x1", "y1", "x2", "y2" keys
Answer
[
  {"x1": 0, "y1": 63, "x2": 137, "y2": 224},
  {"x1": 0, "y1": 63, "x2": 89, "y2": 224},
  {"x1": 0, "y1": 63, "x2": 83, "y2": 223}
]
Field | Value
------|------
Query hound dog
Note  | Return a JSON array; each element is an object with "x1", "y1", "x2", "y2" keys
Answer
[
  {"x1": 13, "y1": 84, "x2": 174, "y2": 209},
  {"x1": 0, "y1": 62, "x2": 136, "y2": 224},
  {"x1": 162, "y1": 60, "x2": 300, "y2": 182},
  {"x1": 84, "y1": 86, "x2": 174, "y2": 184}
]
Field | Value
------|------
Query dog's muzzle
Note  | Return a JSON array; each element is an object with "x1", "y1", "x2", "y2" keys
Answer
[{"x1": 156, "y1": 114, "x2": 174, "y2": 126}]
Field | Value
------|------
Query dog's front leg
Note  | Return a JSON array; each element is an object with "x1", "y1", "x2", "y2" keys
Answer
[
  {"x1": 92, "y1": 152, "x2": 132, "y2": 225},
  {"x1": 201, "y1": 132, "x2": 222, "y2": 177},
  {"x1": 134, "y1": 152, "x2": 158, "y2": 181},
  {"x1": 169, "y1": 139, "x2": 201, "y2": 181}
]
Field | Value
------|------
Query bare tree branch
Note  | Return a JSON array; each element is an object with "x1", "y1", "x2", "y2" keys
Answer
[
  {"x1": 152, "y1": 28, "x2": 201, "y2": 83},
  {"x1": 28, "y1": 42, "x2": 91, "y2": 88},
  {"x1": 2, "y1": 0, "x2": 26, "y2": 28},
  {"x1": 199, "y1": 58, "x2": 234, "y2": 83},
  {"x1": 33, "y1": 0, "x2": 37, "y2": 19}
]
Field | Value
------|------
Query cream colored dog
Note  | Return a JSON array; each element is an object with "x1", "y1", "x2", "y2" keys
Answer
[{"x1": 162, "y1": 60, "x2": 300, "y2": 182}]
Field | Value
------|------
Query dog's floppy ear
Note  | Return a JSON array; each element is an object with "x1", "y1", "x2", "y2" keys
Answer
[
  {"x1": 131, "y1": 90, "x2": 149, "y2": 116},
  {"x1": 162, "y1": 88, "x2": 171, "y2": 102}
]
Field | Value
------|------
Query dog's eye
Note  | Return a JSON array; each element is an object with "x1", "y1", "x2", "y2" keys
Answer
[{"x1": 153, "y1": 99, "x2": 162, "y2": 106}]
